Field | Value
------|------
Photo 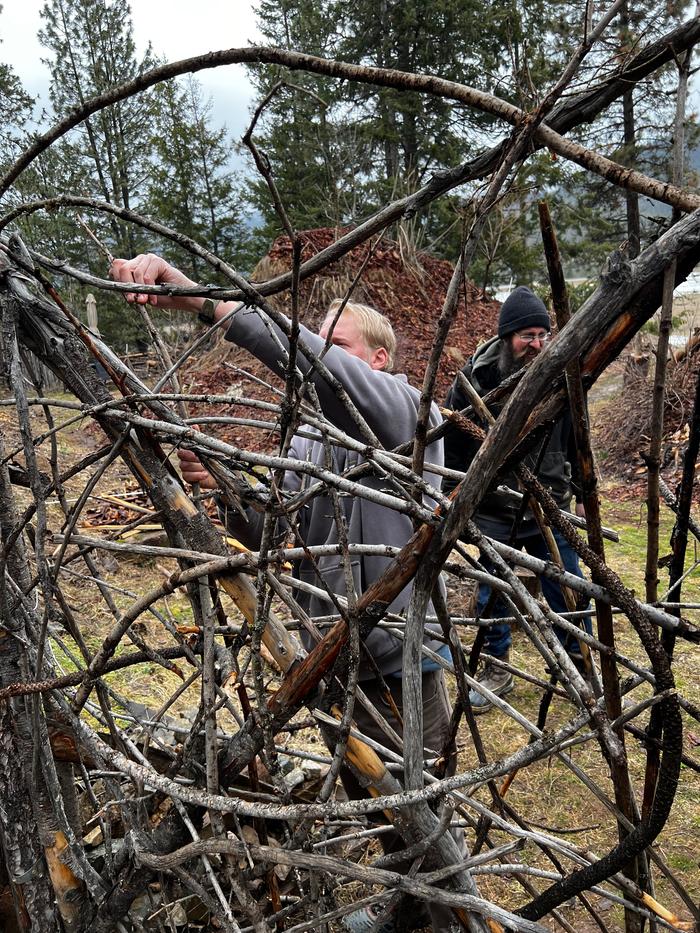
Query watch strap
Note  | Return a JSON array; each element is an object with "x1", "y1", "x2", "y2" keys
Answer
[{"x1": 198, "y1": 297, "x2": 221, "y2": 325}]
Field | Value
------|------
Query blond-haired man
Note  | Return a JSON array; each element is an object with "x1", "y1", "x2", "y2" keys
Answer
[{"x1": 111, "y1": 255, "x2": 459, "y2": 932}]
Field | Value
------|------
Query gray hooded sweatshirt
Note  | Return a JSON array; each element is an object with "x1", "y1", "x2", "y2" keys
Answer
[{"x1": 219, "y1": 306, "x2": 446, "y2": 680}]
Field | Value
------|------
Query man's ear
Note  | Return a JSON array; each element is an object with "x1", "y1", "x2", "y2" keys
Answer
[{"x1": 370, "y1": 346, "x2": 389, "y2": 371}]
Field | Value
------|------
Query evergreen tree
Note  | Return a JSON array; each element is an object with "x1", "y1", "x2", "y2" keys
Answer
[
  {"x1": 536, "y1": 1, "x2": 695, "y2": 272},
  {"x1": 333, "y1": 0, "x2": 504, "y2": 191},
  {"x1": 247, "y1": 0, "x2": 698, "y2": 285},
  {"x1": 464, "y1": 1, "x2": 698, "y2": 287},
  {"x1": 25, "y1": 0, "x2": 159, "y2": 347},
  {"x1": 38, "y1": 0, "x2": 157, "y2": 256},
  {"x1": 147, "y1": 77, "x2": 250, "y2": 279},
  {"x1": 0, "y1": 5, "x2": 35, "y2": 179},
  {"x1": 246, "y1": 0, "x2": 343, "y2": 243},
  {"x1": 0, "y1": 64, "x2": 33, "y2": 173},
  {"x1": 33, "y1": 0, "x2": 254, "y2": 347},
  {"x1": 330, "y1": 0, "x2": 520, "y2": 254},
  {"x1": 246, "y1": 0, "x2": 576, "y2": 254}
]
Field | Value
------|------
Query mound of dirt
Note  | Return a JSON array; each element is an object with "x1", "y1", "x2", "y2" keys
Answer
[{"x1": 184, "y1": 227, "x2": 500, "y2": 451}]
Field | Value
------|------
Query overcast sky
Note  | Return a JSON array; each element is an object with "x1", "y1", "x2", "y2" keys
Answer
[{"x1": 0, "y1": 0, "x2": 263, "y2": 137}]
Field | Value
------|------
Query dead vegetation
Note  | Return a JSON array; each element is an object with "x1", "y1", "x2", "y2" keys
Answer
[
  {"x1": 594, "y1": 345, "x2": 700, "y2": 498},
  {"x1": 1, "y1": 12, "x2": 700, "y2": 933}
]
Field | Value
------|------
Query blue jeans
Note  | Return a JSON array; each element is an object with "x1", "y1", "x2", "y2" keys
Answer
[{"x1": 477, "y1": 529, "x2": 592, "y2": 658}]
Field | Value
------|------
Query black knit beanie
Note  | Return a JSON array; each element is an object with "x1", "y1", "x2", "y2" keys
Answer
[{"x1": 497, "y1": 286, "x2": 551, "y2": 338}]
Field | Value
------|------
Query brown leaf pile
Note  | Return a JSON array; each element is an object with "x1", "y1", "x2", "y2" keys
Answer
[{"x1": 183, "y1": 227, "x2": 499, "y2": 451}]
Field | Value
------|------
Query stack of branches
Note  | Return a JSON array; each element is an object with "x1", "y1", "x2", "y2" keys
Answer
[
  {"x1": 594, "y1": 344, "x2": 700, "y2": 492},
  {"x1": 0, "y1": 7, "x2": 699, "y2": 933}
]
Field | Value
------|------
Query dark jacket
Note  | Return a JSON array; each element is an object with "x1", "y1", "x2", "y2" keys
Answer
[
  {"x1": 443, "y1": 336, "x2": 579, "y2": 539},
  {"x1": 219, "y1": 306, "x2": 447, "y2": 679}
]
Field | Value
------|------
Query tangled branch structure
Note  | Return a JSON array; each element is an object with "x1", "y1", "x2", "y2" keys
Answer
[{"x1": 0, "y1": 7, "x2": 699, "y2": 932}]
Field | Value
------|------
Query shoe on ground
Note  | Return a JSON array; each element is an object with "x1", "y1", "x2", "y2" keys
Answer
[
  {"x1": 469, "y1": 651, "x2": 514, "y2": 714},
  {"x1": 342, "y1": 903, "x2": 396, "y2": 933}
]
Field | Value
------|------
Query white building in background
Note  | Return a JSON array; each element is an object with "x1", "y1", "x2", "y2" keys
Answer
[
  {"x1": 492, "y1": 278, "x2": 592, "y2": 303},
  {"x1": 673, "y1": 270, "x2": 700, "y2": 296},
  {"x1": 493, "y1": 280, "x2": 514, "y2": 303},
  {"x1": 494, "y1": 271, "x2": 700, "y2": 304}
]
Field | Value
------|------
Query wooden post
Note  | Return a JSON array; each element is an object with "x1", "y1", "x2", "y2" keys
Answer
[{"x1": 85, "y1": 293, "x2": 99, "y2": 336}]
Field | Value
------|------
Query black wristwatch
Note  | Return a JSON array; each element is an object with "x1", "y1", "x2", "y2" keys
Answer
[{"x1": 198, "y1": 297, "x2": 221, "y2": 325}]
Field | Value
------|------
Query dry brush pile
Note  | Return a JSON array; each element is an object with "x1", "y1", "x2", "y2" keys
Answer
[
  {"x1": 594, "y1": 346, "x2": 700, "y2": 498},
  {"x1": 0, "y1": 8, "x2": 699, "y2": 933}
]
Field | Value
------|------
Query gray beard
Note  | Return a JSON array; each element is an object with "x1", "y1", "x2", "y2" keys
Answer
[{"x1": 498, "y1": 339, "x2": 527, "y2": 379}]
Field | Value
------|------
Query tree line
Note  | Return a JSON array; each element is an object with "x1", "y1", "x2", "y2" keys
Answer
[
  {"x1": 0, "y1": 0, "x2": 697, "y2": 347},
  {"x1": 0, "y1": 0, "x2": 249, "y2": 346}
]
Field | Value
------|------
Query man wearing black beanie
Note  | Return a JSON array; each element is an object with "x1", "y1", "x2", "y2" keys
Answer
[
  {"x1": 497, "y1": 285, "x2": 552, "y2": 338},
  {"x1": 442, "y1": 286, "x2": 591, "y2": 713}
]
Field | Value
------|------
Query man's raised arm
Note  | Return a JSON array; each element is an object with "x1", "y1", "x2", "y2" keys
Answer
[{"x1": 110, "y1": 254, "x2": 237, "y2": 320}]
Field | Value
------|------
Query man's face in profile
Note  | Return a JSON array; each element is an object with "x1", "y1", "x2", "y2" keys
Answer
[{"x1": 319, "y1": 311, "x2": 388, "y2": 371}]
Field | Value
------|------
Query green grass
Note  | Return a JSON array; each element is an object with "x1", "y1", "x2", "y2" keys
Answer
[
  {"x1": 600, "y1": 493, "x2": 700, "y2": 605},
  {"x1": 452, "y1": 487, "x2": 700, "y2": 927}
]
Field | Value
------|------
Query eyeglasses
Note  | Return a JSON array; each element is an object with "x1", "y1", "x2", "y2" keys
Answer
[{"x1": 515, "y1": 331, "x2": 551, "y2": 345}]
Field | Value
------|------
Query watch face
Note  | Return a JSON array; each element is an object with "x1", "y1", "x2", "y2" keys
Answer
[
  {"x1": 198, "y1": 299, "x2": 215, "y2": 325},
  {"x1": 198, "y1": 298, "x2": 224, "y2": 327}
]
